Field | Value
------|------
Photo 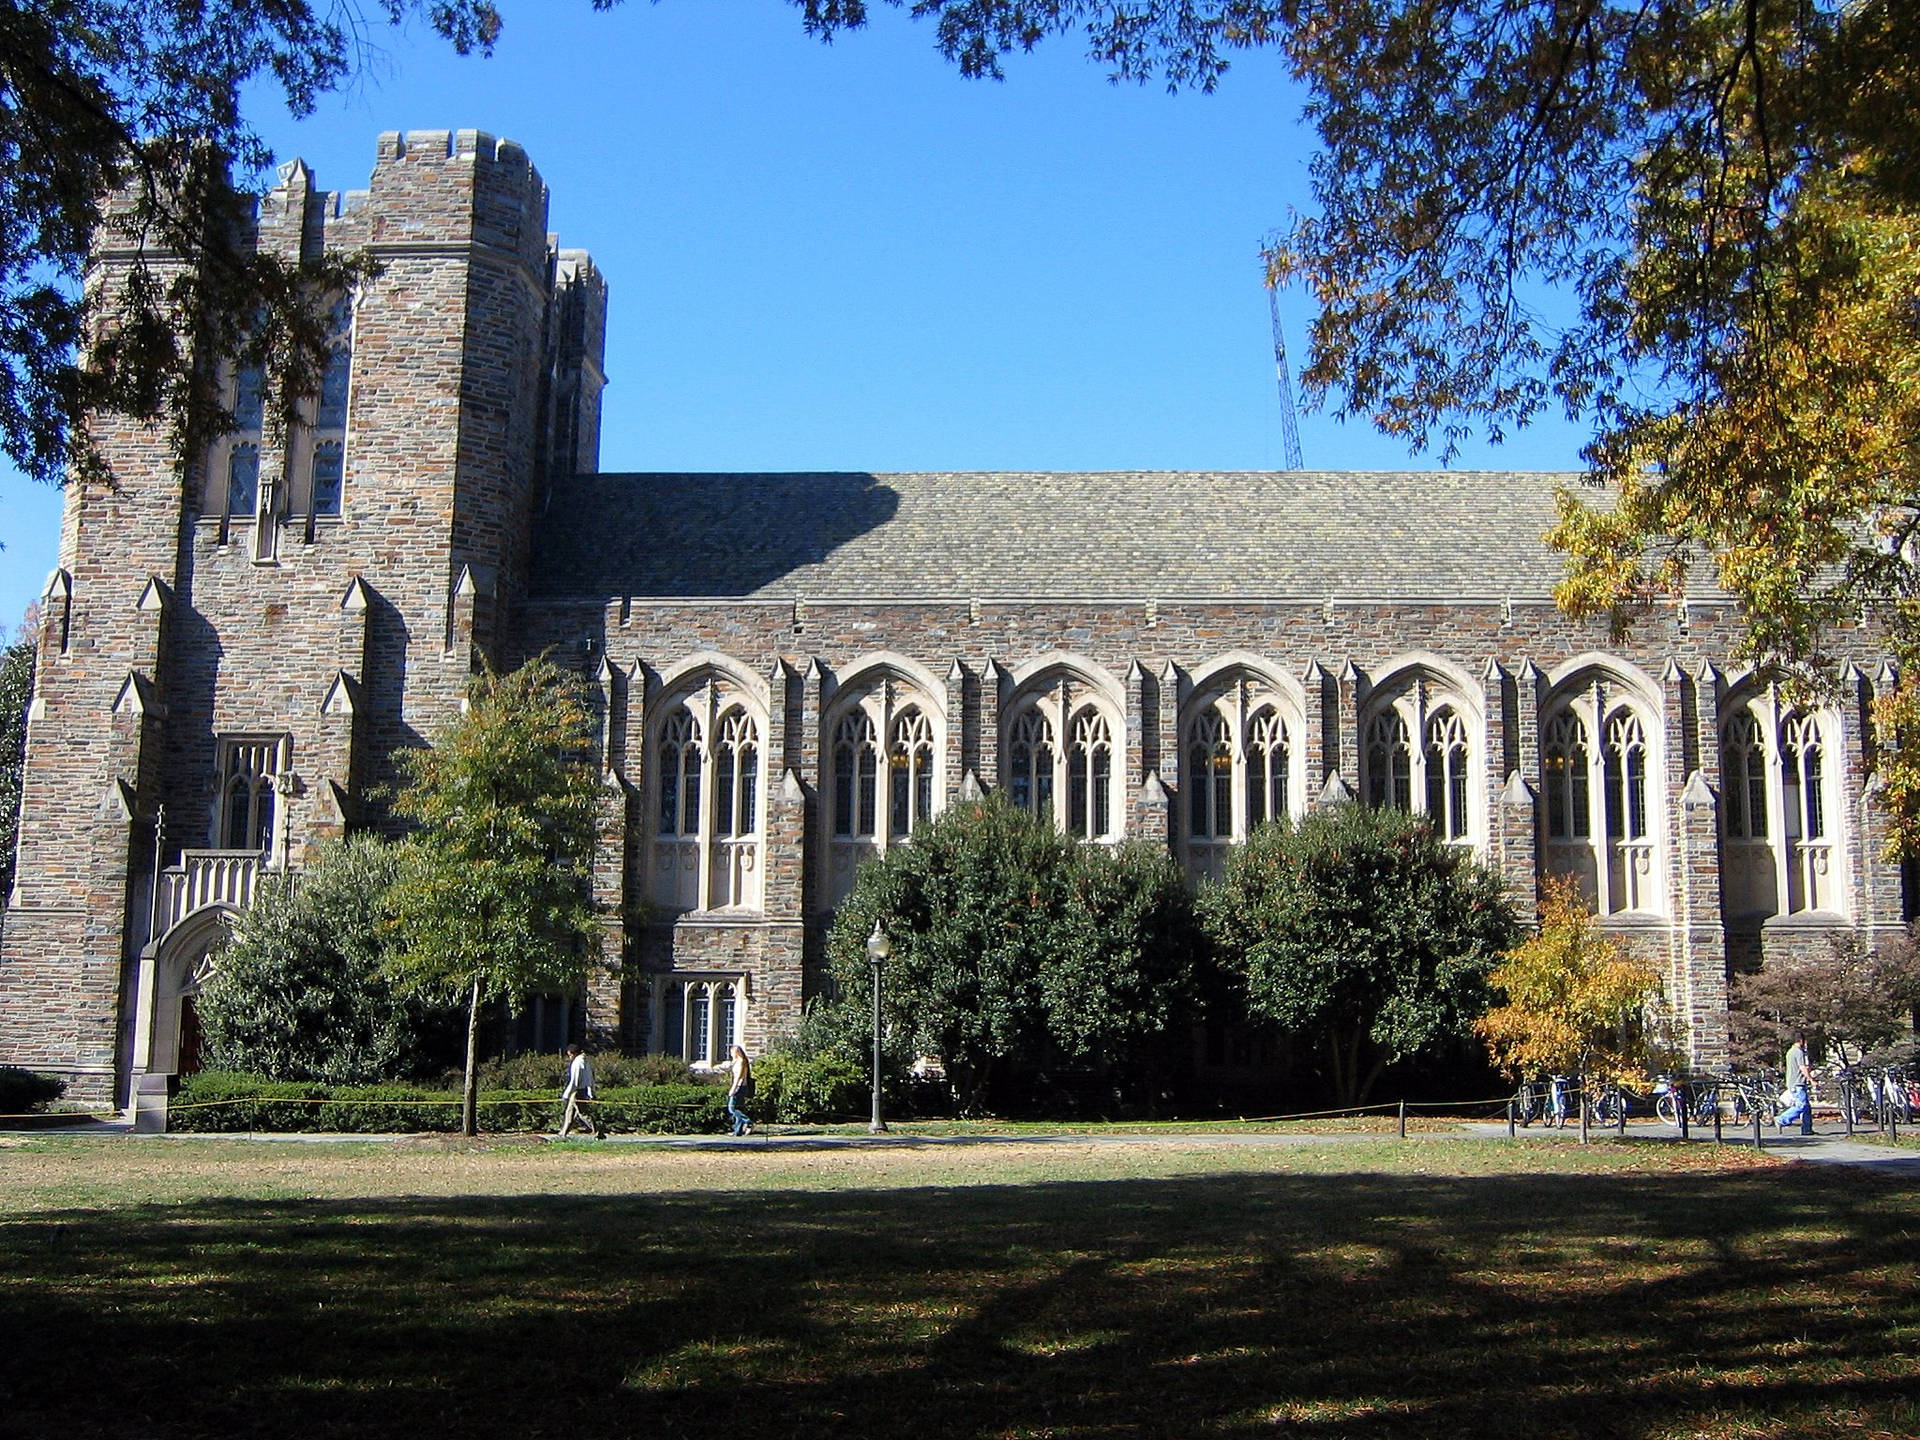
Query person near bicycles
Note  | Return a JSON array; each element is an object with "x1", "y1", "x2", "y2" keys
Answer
[{"x1": 1776, "y1": 1031, "x2": 1813, "y2": 1135}]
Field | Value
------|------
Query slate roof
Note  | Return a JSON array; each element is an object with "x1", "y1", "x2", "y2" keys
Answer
[{"x1": 527, "y1": 470, "x2": 1623, "y2": 602}]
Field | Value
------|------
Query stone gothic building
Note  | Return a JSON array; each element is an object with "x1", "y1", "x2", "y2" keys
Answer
[{"x1": 0, "y1": 132, "x2": 1903, "y2": 1121}]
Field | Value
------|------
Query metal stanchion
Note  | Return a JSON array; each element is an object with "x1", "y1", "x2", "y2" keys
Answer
[
  {"x1": 1508, "y1": 1099, "x2": 1516, "y2": 1138},
  {"x1": 1678, "y1": 1083, "x2": 1689, "y2": 1141},
  {"x1": 1752, "y1": 1105, "x2": 1763, "y2": 1149},
  {"x1": 1398, "y1": 1100, "x2": 1407, "y2": 1139},
  {"x1": 1712, "y1": 1104, "x2": 1722, "y2": 1145}
]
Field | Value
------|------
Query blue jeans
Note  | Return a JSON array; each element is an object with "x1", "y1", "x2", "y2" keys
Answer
[
  {"x1": 1777, "y1": 1084, "x2": 1812, "y2": 1132},
  {"x1": 727, "y1": 1091, "x2": 751, "y2": 1134}
]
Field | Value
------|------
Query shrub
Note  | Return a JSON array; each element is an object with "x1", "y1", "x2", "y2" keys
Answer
[
  {"x1": 197, "y1": 835, "x2": 461, "y2": 1084},
  {"x1": 169, "y1": 1071, "x2": 327, "y2": 1133},
  {"x1": 1199, "y1": 804, "x2": 1521, "y2": 1107},
  {"x1": 471, "y1": 1050, "x2": 693, "y2": 1092},
  {"x1": 169, "y1": 1071, "x2": 727, "y2": 1135},
  {"x1": 0, "y1": 1066, "x2": 65, "y2": 1117},
  {"x1": 753, "y1": 1051, "x2": 869, "y2": 1122}
]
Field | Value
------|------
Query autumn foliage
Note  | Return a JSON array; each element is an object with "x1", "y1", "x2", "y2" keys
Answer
[{"x1": 1476, "y1": 877, "x2": 1667, "y2": 1083}]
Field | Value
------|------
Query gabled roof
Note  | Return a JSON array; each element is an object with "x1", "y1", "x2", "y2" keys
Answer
[{"x1": 527, "y1": 470, "x2": 1611, "y2": 602}]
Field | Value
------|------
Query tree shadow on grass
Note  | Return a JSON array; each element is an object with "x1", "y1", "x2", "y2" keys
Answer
[{"x1": 2, "y1": 1168, "x2": 1916, "y2": 1440}]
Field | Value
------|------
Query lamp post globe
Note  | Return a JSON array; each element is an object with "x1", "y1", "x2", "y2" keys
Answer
[{"x1": 866, "y1": 921, "x2": 891, "y2": 1134}]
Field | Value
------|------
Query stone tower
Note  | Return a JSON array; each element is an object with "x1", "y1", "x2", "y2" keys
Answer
[{"x1": 0, "y1": 131, "x2": 605, "y2": 1113}]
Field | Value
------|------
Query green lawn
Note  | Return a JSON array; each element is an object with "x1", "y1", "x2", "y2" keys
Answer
[{"x1": 2, "y1": 1133, "x2": 1915, "y2": 1439}]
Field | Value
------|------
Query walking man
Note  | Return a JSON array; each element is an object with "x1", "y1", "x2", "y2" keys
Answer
[
  {"x1": 1777, "y1": 1031, "x2": 1814, "y2": 1135},
  {"x1": 556, "y1": 1044, "x2": 601, "y2": 1139}
]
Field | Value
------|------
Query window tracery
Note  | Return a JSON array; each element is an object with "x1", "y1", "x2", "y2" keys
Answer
[
  {"x1": 1721, "y1": 699, "x2": 1842, "y2": 917},
  {"x1": 826, "y1": 681, "x2": 944, "y2": 904},
  {"x1": 650, "y1": 680, "x2": 764, "y2": 912},
  {"x1": 1004, "y1": 670, "x2": 1121, "y2": 841},
  {"x1": 213, "y1": 736, "x2": 287, "y2": 858},
  {"x1": 1361, "y1": 677, "x2": 1475, "y2": 844},
  {"x1": 1541, "y1": 681, "x2": 1659, "y2": 914},
  {"x1": 1181, "y1": 676, "x2": 1298, "y2": 877}
]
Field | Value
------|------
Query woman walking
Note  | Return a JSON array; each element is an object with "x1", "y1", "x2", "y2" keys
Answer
[{"x1": 723, "y1": 1044, "x2": 754, "y2": 1137}]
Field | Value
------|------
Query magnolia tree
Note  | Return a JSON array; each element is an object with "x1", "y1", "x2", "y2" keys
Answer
[
  {"x1": 823, "y1": 795, "x2": 1206, "y2": 1113},
  {"x1": 383, "y1": 658, "x2": 605, "y2": 1136},
  {"x1": 1475, "y1": 876, "x2": 1669, "y2": 1086},
  {"x1": 1199, "y1": 804, "x2": 1520, "y2": 1107},
  {"x1": 197, "y1": 834, "x2": 457, "y2": 1084}
]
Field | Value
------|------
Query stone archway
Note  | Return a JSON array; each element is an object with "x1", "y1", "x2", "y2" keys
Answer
[{"x1": 128, "y1": 905, "x2": 236, "y2": 1130}]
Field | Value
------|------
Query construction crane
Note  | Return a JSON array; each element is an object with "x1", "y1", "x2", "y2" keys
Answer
[{"x1": 1267, "y1": 282, "x2": 1305, "y2": 471}]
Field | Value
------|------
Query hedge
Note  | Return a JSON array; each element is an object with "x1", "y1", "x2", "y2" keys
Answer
[
  {"x1": 0, "y1": 1066, "x2": 68, "y2": 1118},
  {"x1": 171, "y1": 1072, "x2": 730, "y2": 1135}
]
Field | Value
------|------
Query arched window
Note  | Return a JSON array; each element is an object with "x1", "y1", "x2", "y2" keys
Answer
[
  {"x1": 1543, "y1": 713, "x2": 1591, "y2": 843},
  {"x1": 211, "y1": 362, "x2": 266, "y2": 528},
  {"x1": 1180, "y1": 679, "x2": 1298, "y2": 877},
  {"x1": 649, "y1": 680, "x2": 765, "y2": 912},
  {"x1": 831, "y1": 712, "x2": 878, "y2": 840},
  {"x1": 1720, "y1": 701, "x2": 1841, "y2": 918},
  {"x1": 1542, "y1": 685, "x2": 1660, "y2": 914},
  {"x1": 825, "y1": 684, "x2": 945, "y2": 904},
  {"x1": 1067, "y1": 710, "x2": 1114, "y2": 840},
  {"x1": 1004, "y1": 669, "x2": 1123, "y2": 841},
  {"x1": 1365, "y1": 711, "x2": 1413, "y2": 812},
  {"x1": 1722, "y1": 712, "x2": 1767, "y2": 840},
  {"x1": 1187, "y1": 712, "x2": 1233, "y2": 842},
  {"x1": 890, "y1": 708, "x2": 936, "y2": 838},
  {"x1": 226, "y1": 443, "x2": 260, "y2": 518},
  {"x1": 1362, "y1": 677, "x2": 1479, "y2": 847},
  {"x1": 307, "y1": 294, "x2": 352, "y2": 518},
  {"x1": 213, "y1": 736, "x2": 286, "y2": 860},
  {"x1": 1009, "y1": 711, "x2": 1055, "y2": 817},
  {"x1": 1246, "y1": 707, "x2": 1290, "y2": 829},
  {"x1": 1424, "y1": 709, "x2": 1470, "y2": 842}
]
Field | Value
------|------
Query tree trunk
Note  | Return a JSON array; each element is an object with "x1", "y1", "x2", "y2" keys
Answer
[
  {"x1": 462, "y1": 974, "x2": 482, "y2": 1138},
  {"x1": 1355, "y1": 1051, "x2": 1389, "y2": 1108}
]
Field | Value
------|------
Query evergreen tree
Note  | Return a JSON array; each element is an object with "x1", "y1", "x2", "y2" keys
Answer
[
  {"x1": 1198, "y1": 804, "x2": 1519, "y2": 1107},
  {"x1": 0, "y1": 619, "x2": 34, "y2": 921},
  {"x1": 196, "y1": 834, "x2": 455, "y2": 1084},
  {"x1": 1, "y1": 2, "x2": 502, "y2": 486}
]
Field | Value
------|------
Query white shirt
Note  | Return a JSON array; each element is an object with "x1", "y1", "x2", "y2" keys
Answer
[{"x1": 563, "y1": 1053, "x2": 594, "y2": 1100}]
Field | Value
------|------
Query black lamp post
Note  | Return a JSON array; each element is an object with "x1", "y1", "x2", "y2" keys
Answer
[{"x1": 865, "y1": 920, "x2": 891, "y2": 1134}]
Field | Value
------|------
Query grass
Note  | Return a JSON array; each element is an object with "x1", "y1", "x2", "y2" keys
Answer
[{"x1": 2, "y1": 1133, "x2": 1916, "y2": 1439}]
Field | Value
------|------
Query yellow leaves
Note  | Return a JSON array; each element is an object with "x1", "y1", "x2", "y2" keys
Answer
[{"x1": 1476, "y1": 877, "x2": 1664, "y2": 1080}]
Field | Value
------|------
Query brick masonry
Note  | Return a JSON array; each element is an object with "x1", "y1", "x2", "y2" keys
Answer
[{"x1": 0, "y1": 133, "x2": 1903, "y2": 1107}]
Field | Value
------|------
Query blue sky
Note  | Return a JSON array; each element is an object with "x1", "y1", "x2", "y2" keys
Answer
[{"x1": 0, "y1": 2, "x2": 1591, "y2": 633}]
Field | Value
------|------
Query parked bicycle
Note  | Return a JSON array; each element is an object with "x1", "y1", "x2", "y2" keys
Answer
[
  {"x1": 1589, "y1": 1077, "x2": 1629, "y2": 1126},
  {"x1": 1512, "y1": 1074, "x2": 1575, "y2": 1129},
  {"x1": 1828, "y1": 1061, "x2": 1877, "y2": 1129},
  {"x1": 1655, "y1": 1074, "x2": 1724, "y2": 1130},
  {"x1": 1725, "y1": 1070, "x2": 1781, "y2": 1128}
]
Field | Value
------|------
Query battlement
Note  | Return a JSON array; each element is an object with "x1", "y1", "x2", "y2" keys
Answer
[{"x1": 360, "y1": 128, "x2": 549, "y2": 268}]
